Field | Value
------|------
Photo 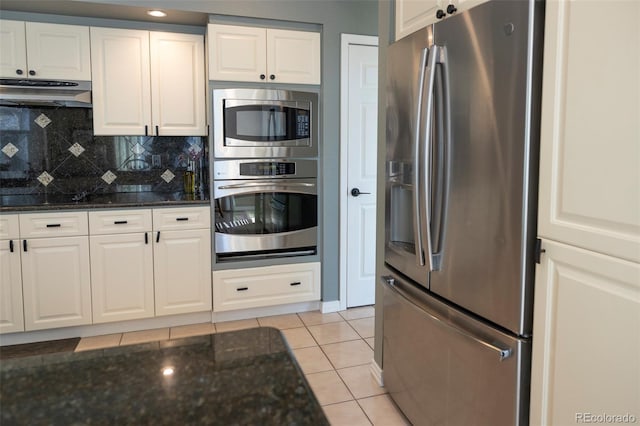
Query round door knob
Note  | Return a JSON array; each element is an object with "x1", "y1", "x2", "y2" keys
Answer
[
  {"x1": 260, "y1": 74, "x2": 266, "y2": 80},
  {"x1": 269, "y1": 74, "x2": 275, "y2": 80},
  {"x1": 446, "y1": 4, "x2": 458, "y2": 14},
  {"x1": 28, "y1": 70, "x2": 36, "y2": 76},
  {"x1": 16, "y1": 69, "x2": 23, "y2": 75},
  {"x1": 351, "y1": 188, "x2": 371, "y2": 197},
  {"x1": 436, "y1": 9, "x2": 446, "y2": 19}
]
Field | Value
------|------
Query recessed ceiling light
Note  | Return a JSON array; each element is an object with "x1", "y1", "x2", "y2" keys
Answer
[{"x1": 147, "y1": 10, "x2": 167, "y2": 18}]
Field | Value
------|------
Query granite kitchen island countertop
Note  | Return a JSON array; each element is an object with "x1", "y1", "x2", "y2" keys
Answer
[{"x1": 0, "y1": 327, "x2": 328, "y2": 425}]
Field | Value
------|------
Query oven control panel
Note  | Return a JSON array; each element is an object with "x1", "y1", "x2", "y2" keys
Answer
[
  {"x1": 240, "y1": 162, "x2": 296, "y2": 176},
  {"x1": 214, "y1": 159, "x2": 317, "y2": 180}
]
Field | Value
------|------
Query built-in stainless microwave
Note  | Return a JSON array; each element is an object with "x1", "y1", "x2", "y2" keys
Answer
[{"x1": 212, "y1": 88, "x2": 318, "y2": 158}]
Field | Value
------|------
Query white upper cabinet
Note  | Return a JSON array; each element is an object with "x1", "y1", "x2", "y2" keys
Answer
[
  {"x1": 395, "y1": 0, "x2": 488, "y2": 40},
  {"x1": 149, "y1": 32, "x2": 207, "y2": 136},
  {"x1": 208, "y1": 24, "x2": 266, "y2": 83},
  {"x1": 208, "y1": 24, "x2": 321, "y2": 85},
  {"x1": 0, "y1": 20, "x2": 90, "y2": 80},
  {"x1": 90, "y1": 27, "x2": 151, "y2": 136},
  {"x1": 91, "y1": 27, "x2": 206, "y2": 136},
  {"x1": 536, "y1": 0, "x2": 640, "y2": 263}
]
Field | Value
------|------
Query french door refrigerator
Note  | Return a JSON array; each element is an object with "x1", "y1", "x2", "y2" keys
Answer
[{"x1": 382, "y1": 1, "x2": 544, "y2": 425}]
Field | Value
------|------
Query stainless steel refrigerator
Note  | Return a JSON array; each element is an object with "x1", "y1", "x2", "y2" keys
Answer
[{"x1": 382, "y1": 1, "x2": 544, "y2": 425}]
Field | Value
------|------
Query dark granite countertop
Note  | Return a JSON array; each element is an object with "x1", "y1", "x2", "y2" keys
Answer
[
  {"x1": 0, "y1": 191, "x2": 210, "y2": 212},
  {"x1": 0, "y1": 327, "x2": 328, "y2": 425}
]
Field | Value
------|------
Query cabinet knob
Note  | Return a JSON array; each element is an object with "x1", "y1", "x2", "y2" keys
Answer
[
  {"x1": 28, "y1": 70, "x2": 36, "y2": 76},
  {"x1": 260, "y1": 74, "x2": 266, "y2": 80},
  {"x1": 436, "y1": 9, "x2": 447, "y2": 19},
  {"x1": 15, "y1": 69, "x2": 23, "y2": 75},
  {"x1": 269, "y1": 74, "x2": 275, "y2": 80},
  {"x1": 446, "y1": 4, "x2": 457, "y2": 14}
]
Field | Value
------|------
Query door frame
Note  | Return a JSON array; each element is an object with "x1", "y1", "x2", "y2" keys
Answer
[{"x1": 339, "y1": 33, "x2": 379, "y2": 310}]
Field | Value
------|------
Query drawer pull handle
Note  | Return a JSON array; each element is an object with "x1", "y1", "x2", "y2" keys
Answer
[
  {"x1": 290, "y1": 282, "x2": 302, "y2": 286},
  {"x1": 236, "y1": 287, "x2": 249, "y2": 292},
  {"x1": 46, "y1": 224, "x2": 61, "y2": 228},
  {"x1": 114, "y1": 220, "x2": 128, "y2": 225},
  {"x1": 176, "y1": 217, "x2": 189, "y2": 221},
  {"x1": 23, "y1": 240, "x2": 27, "y2": 252}
]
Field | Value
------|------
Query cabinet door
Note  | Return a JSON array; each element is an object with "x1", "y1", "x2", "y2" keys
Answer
[
  {"x1": 0, "y1": 20, "x2": 27, "y2": 78},
  {"x1": 395, "y1": 0, "x2": 442, "y2": 40},
  {"x1": 150, "y1": 32, "x2": 206, "y2": 136},
  {"x1": 537, "y1": 0, "x2": 640, "y2": 263},
  {"x1": 266, "y1": 29, "x2": 320, "y2": 84},
  {"x1": 154, "y1": 229, "x2": 211, "y2": 316},
  {"x1": 90, "y1": 27, "x2": 151, "y2": 136},
  {"x1": 530, "y1": 240, "x2": 640, "y2": 425},
  {"x1": 0, "y1": 239, "x2": 24, "y2": 334},
  {"x1": 25, "y1": 22, "x2": 91, "y2": 80},
  {"x1": 90, "y1": 233, "x2": 154, "y2": 323},
  {"x1": 208, "y1": 24, "x2": 266, "y2": 82},
  {"x1": 21, "y1": 236, "x2": 91, "y2": 330}
]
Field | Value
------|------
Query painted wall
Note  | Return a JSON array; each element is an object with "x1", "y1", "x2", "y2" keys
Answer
[{"x1": 1, "y1": 0, "x2": 379, "y2": 302}]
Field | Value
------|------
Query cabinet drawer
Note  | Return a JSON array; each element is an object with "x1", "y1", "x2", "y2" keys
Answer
[
  {"x1": 89, "y1": 209, "x2": 152, "y2": 235},
  {"x1": 153, "y1": 206, "x2": 210, "y2": 231},
  {"x1": 0, "y1": 214, "x2": 20, "y2": 239},
  {"x1": 213, "y1": 262, "x2": 320, "y2": 312},
  {"x1": 19, "y1": 212, "x2": 88, "y2": 238}
]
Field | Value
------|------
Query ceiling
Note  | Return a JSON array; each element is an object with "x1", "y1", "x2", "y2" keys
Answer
[{"x1": 0, "y1": 0, "x2": 209, "y2": 26}]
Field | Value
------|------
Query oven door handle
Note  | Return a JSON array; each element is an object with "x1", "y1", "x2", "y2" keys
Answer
[{"x1": 217, "y1": 182, "x2": 316, "y2": 190}]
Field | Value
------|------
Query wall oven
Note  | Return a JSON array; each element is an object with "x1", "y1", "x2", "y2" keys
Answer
[
  {"x1": 213, "y1": 159, "x2": 317, "y2": 261},
  {"x1": 213, "y1": 88, "x2": 318, "y2": 158}
]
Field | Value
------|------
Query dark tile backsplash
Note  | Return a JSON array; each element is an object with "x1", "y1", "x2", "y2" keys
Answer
[{"x1": 0, "y1": 105, "x2": 208, "y2": 201}]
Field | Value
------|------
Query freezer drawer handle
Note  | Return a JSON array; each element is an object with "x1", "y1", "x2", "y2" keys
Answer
[{"x1": 382, "y1": 275, "x2": 512, "y2": 361}]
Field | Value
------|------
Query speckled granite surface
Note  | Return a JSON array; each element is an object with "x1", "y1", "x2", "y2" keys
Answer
[
  {"x1": 0, "y1": 327, "x2": 328, "y2": 425},
  {"x1": 0, "y1": 190, "x2": 209, "y2": 212}
]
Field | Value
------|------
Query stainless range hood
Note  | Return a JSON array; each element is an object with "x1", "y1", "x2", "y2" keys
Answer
[{"x1": 0, "y1": 79, "x2": 92, "y2": 107}]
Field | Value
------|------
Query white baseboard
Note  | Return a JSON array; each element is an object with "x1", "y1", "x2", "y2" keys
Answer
[
  {"x1": 0, "y1": 311, "x2": 213, "y2": 346},
  {"x1": 1, "y1": 301, "x2": 325, "y2": 347},
  {"x1": 211, "y1": 301, "x2": 320, "y2": 323},
  {"x1": 370, "y1": 359, "x2": 384, "y2": 387},
  {"x1": 321, "y1": 300, "x2": 341, "y2": 313}
]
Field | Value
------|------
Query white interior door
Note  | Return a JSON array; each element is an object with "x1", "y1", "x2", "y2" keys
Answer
[{"x1": 340, "y1": 35, "x2": 378, "y2": 308}]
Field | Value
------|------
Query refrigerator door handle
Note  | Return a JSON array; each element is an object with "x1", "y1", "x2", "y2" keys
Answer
[
  {"x1": 414, "y1": 47, "x2": 438, "y2": 270},
  {"x1": 432, "y1": 46, "x2": 452, "y2": 270},
  {"x1": 382, "y1": 274, "x2": 513, "y2": 361},
  {"x1": 413, "y1": 47, "x2": 430, "y2": 267}
]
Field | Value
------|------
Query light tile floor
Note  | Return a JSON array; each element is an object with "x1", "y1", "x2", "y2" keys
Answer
[{"x1": 74, "y1": 306, "x2": 410, "y2": 425}]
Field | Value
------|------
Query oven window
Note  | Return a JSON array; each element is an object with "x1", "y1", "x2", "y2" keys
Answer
[
  {"x1": 215, "y1": 192, "x2": 317, "y2": 235},
  {"x1": 224, "y1": 104, "x2": 310, "y2": 142}
]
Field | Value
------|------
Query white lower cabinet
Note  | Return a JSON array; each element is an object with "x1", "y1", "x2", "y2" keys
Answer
[
  {"x1": 90, "y1": 233, "x2": 154, "y2": 323},
  {"x1": 88, "y1": 209, "x2": 154, "y2": 323},
  {"x1": 0, "y1": 214, "x2": 24, "y2": 333},
  {"x1": 21, "y1": 236, "x2": 92, "y2": 330},
  {"x1": 18, "y1": 211, "x2": 91, "y2": 331},
  {"x1": 530, "y1": 240, "x2": 640, "y2": 425},
  {"x1": 153, "y1": 207, "x2": 212, "y2": 316},
  {"x1": 213, "y1": 262, "x2": 320, "y2": 312},
  {"x1": 154, "y1": 228, "x2": 212, "y2": 316}
]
